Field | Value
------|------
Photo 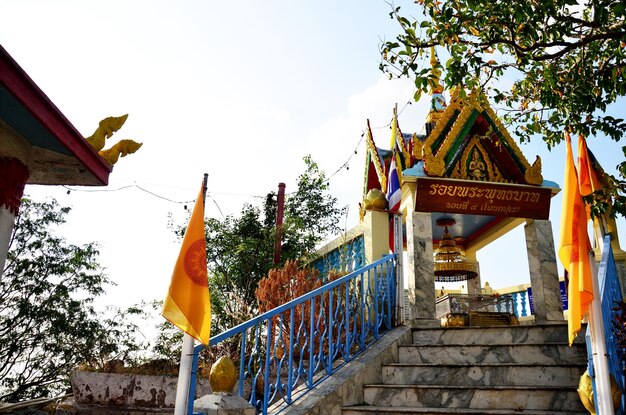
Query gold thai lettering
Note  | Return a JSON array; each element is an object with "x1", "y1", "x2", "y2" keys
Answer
[
  {"x1": 446, "y1": 201, "x2": 469, "y2": 210},
  {"x1": 484, "y1": 188, "x2": 497, "y2": 200},
  {"x1": 446, "y1": 186, "x2": 458, "y2": 197},
  {"x1": 425, "y1": 182, "x2": 544, "y2": 205}
]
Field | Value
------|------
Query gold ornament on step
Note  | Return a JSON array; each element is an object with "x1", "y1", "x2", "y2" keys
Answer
[
  {"x1": 577, "y1": 369, "x2": 622, "y2": 414},
  {"x1": 209, "y1": 356, "x2": 237, "y2": 393}
]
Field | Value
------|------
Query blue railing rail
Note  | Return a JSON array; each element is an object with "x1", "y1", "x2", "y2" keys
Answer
[
  {"x1": 310, "y1": 231, "x2": 365, "y2": 281},
  {"x1": 187, "y1": 254, "x2": 397, "y2": 415},
  {"x1": 587, "y1": 235, "x2": 625, "y2": 414}
]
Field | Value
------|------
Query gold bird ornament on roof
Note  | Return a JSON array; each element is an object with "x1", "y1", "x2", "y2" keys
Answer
[
  {"x1": 98, "y1": 139, "x2": 143, "y2": 165},
  {"x1": 84, "y1": 114, "x2": 142, "y2": 165},
  {"x1": 86, "y1": 114, "x2": 128, "y2": 151}
]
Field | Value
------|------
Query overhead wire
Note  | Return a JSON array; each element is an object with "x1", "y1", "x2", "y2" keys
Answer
[{"x1": 59, "y1": 97, "x2": 419, "y2": 210}]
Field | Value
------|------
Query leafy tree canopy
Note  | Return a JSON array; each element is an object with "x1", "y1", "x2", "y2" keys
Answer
[
  {"x1": 177, "y1": 156, "x2": 345, "y2": 334},
  {"x1": 0, "y1": 198, "x2": 145, "y2": 402},
  {"x1": 380, "y1": 0, "x2": 626, "y2": 214}
]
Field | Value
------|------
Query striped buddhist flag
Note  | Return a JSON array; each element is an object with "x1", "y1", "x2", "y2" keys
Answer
[
  {"x1": 558, "y1": 132, "x2": 593, "y2": 345},
  {"x1": 162, "y1": 182, "x2": 212, "y2": 345}
]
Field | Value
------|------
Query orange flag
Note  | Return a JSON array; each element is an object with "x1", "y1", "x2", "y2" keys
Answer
[
  {"x1": 558, "y1": 132, "x2": 593, "y2": 345},
  {"x1": 577, "y1": 134, "x2": 604, "y2": 221},
  {"x1": 162, "y1": 182, "x2": 211, "y2": 345}
]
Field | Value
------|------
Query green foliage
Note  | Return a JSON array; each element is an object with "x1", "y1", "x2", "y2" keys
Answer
[
  {"x1": 0, "y1": 199, "x2": 145, "y2": 402},
  {"x1": 180, "y1": 156, "x2": 345, "y2": 335},
  {"x1": 282, "y1": 155, "x2": 347, "y2": 262},
  {"x1": 380, "y1": 0, "x2": 626, "y2": 215}
]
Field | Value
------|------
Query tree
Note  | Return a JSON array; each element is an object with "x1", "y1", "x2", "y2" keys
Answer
[
  {"x1": 182, "y1": 156, "x2": 345, "y2": 335},
  {"x1": 0, "y1": 198, "x2": 144, "y2": 402},
  {"x1": 380, "y1": 0, "x2": 626, "y2": 215},
  {"x1": 282, "y1": 155, "x2": 347, "y2": 262}
]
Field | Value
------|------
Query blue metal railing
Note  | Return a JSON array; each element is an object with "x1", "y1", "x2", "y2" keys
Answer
[
  {"x1": 588, "y1": 235, "x2": 625, "y2": 414},
  {"x1": 310, "y1": 234, "x2": 365, "y2": 281},
  {"x1": 188, "y1": 254, "x2": 396, "y2": 414},
  {"x1": 510, "y1": 291, "x2": 531, "y2": 317}
]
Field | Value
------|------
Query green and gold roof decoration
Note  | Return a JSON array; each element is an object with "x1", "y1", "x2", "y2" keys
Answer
[{"x1": 415, "y1": 88, "x2": 543, "y2": 186}]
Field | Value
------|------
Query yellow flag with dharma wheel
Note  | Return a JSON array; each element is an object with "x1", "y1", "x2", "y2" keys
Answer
[
  {"x1": 558, "y1": 132, "x2": 593, "y2": 346},
  {"x1": 162, "y1": 183, "x2": 211, "y2": 345}
]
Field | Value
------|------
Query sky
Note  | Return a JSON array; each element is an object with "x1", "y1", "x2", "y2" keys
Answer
[{"x1": 2, "y1": 1, "x2": 625, "y2": 310}]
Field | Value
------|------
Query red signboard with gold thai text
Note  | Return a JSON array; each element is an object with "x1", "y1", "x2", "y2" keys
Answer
[{"x1": 415, "y1": 178, "x2": 553, "y2": 219}]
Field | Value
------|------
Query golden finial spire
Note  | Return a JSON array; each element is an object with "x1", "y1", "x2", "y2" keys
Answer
[{"x1": 429, "y1": 46, "x2": 443, "y2": 94}]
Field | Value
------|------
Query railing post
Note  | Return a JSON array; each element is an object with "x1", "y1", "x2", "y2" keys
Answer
[
  {"x1": 327, "y1": 289, "x2": 333, "y2": 375},
  {"x1": 263, "y1": 319, "x2": 273, "y2": 415},
  {"x1": 360, "y1": 270, "x2": 366, "y2": 349},
  {"x1": 239, "y1": 331, "x2": 246, "y2": 397},
  {"x1": 345, "y1": 279, "x2": 351, "y2": 361},
  {"x1": 308, "y1": 298, "x2": 315, "y2": 387},
  {"x1": 521, "y1": 292, "x2": 528, "y2": 317}
]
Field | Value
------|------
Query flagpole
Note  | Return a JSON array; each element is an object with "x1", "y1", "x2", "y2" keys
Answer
[
  {"x1": 587, "y1": 251, "x2": 615, "y2": 414},
  {"x1": 174, "y1": 333, "x2": 196, "y2": 415},
  {"x1": 173, "y1": 173, "x2": 209, "y2": 415}
]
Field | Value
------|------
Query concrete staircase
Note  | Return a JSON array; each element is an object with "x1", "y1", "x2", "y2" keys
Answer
[{"x1": 343, "y1": 323, "x2": 588, "y2": 414}]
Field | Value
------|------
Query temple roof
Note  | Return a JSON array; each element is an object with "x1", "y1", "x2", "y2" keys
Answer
[
  {"x1": 0, "y1": 45, "x2": 111, "y2": 185},
  {"x1": 361, "y1": 87, "x2": 559, "y2": 246},
  {"x1": 413, "y1": 88, "x2": 544, "y2": 187}
]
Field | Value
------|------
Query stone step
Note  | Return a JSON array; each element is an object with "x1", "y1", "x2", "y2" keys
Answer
[
  {"x1": 398, "y1": 343, "x2": 587, "y2": 365},
  {"x1": 343, "y1": 406, "x2": 588, "y2": 415},
  {"x1": 411, "y1": 324, "x2": 583, "y2": 346},
  {"x1": 381, "y1": 363, "x2": 585, "y2": 387},
  {"x1": 362, "y1": 385, "x2": 586, "y2": 412}
]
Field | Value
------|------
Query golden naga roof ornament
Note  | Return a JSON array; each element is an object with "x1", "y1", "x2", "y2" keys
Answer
[
  {"x1": 525, "y1": 155, "x2": 544, "y2": 185},
  {"x1": 85, "y1": 114, "x2": 142, "y2": 165},
  {"x1": 429, "y1": 46, "x2": 444, "y2": 95},
  {"x1": 422, "y1": 143, "x2": 445, "y2": 177}
]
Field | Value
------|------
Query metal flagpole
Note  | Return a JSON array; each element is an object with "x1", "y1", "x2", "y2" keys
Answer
[
  {"x1": 174, "y1": 333, "x2": 196, "y2": 415},
  {"x1": 174, "y1": 173, "x2": 209, "y2": 415},
  {"x1": 587, "y1": 251, "x2": 615, "y2": 414}
]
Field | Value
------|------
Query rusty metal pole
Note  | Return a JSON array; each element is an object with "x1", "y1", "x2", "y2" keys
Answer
[{"x1": 274, "y1": 183, "x2": 286, "y2": 264}]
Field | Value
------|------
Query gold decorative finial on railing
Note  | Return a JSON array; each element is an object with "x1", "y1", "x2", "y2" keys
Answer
[{"x1": 209, "y1": 356, "x2": 237, "y2": 393}]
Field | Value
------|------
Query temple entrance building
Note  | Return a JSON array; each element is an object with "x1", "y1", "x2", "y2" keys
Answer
[{"x1": 362, "y1": 51, "x2": 567, "y2": 327}]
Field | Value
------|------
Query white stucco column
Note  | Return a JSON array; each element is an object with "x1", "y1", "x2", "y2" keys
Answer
[
  {"x1": 525, "y1": 219, "x2": 563, "y2": 322},
  {"x1": 406, "y1": 211, "x2": 438, "y2": 326}
]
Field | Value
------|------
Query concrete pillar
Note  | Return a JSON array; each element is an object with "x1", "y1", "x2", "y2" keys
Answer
[
  {"x1": 525, "y1": 219, "x2": 563, "y2": 322},
  {"x1": 406, "y1": 211, "x2": 437, "y2": 326},
  {"x1": 0, "y1": 157, "x2": 29, "y2": 275},
  {"x1": 363, "y1": 210, "x2": 389, "y2": 263}
]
